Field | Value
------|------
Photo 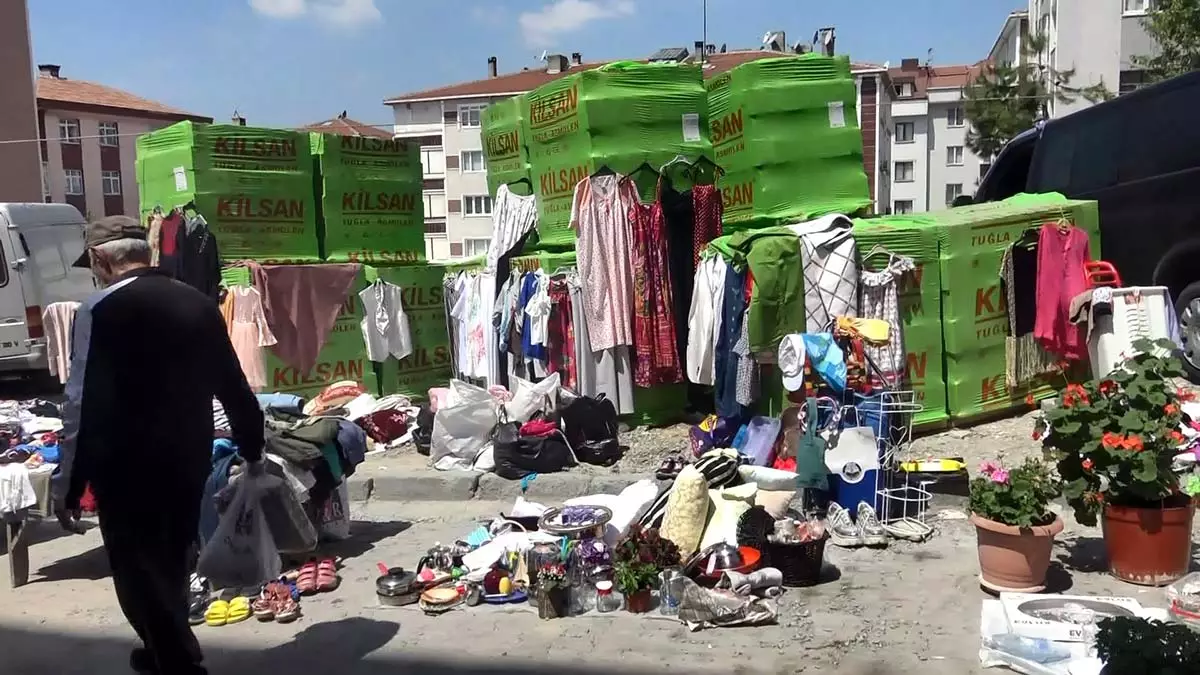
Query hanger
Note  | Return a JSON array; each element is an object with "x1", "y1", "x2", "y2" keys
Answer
[
  {"x1": 689, "y1": 155, "x2": 725, "y2": 184},
  {"x1": 629, "y1": 161, "x2": 659, "y2": 179},
  {"x1": 506, "y1": 176, "x2": 533, "y2": 193},
  {"x1": 591, "y1": 164, "x2": 615, "y2": 177},
  {"x1": 862, "y1": 243, "x2": 898, "y2": 268}
]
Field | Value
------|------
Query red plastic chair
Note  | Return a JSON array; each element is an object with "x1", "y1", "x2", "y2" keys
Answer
[{"x1": 1084, "y1": 260, "x2": 1123, "y2": 289}]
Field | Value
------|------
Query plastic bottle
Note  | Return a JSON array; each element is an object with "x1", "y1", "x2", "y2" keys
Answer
[{"x1": 986, "y1": 633, "x2": 1072, "y2": 664}]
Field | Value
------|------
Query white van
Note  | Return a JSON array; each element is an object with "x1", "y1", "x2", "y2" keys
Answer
[{"x1": 0, "y1": 203, "x2": 98, "y2": 375}]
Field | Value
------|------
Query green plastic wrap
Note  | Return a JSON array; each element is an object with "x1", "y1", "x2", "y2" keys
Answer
[
  {"x1": 311, "y1": 133, "x2": 425, "y2": 264},
  {"x1": 137, "y1": 122, "x2": 320, "y2": 261},
  {"x1": 482, "y1": 96, "x2": 531, "y2": 198},
  {"x1": 222, "y1": 264, "x2": 378, "y2": 397},
  {"x1": 372, "y1": 264, "x2": 454, "y2": 401},
  {"x1": 523, "y1": 62, "x2": 712, "y2": 249},
  {"x1": 708, "y1": 55, "x2": 871, "y2": 231}
]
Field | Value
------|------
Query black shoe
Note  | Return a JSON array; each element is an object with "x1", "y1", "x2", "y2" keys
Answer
[
  {"x1": 130, "y1": 648, "x2": 157, "y2": 675},
  {"x1": 188, "y1": 592, "x2": 207, "y2": 626}
]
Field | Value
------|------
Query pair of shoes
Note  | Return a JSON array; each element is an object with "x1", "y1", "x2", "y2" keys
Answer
[
  {"x1": 252, "y1": 581, "x2": 302, "y2": 623},
  {"x1": 826, "y1": 502, "x2": 888, "y2": 548},
  {"x1": 204, "y1": 597, "x2": 251, "y2": 627}
]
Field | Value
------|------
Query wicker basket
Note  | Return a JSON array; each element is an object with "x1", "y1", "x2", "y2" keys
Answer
[{"x1": 763, "y1": 535, "x2": 828, "y2": 587}]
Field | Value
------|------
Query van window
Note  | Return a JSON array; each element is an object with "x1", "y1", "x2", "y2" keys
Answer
[
  {"x1": 1118, "y1": 85, "x2": 1200, "y2": 184},
  {"x1": 0, "y1": 237, "x2": 9, "y2": 289}
]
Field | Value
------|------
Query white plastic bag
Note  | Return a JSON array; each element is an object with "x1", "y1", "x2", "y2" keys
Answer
[
  {"x1": 431, "y1": 380, "x2": 497, "y2": 471},
  {"x1": 318, "y1": 481, "x2": 352, "y2": 541},
  {"x1": 504, "y1": 373, "x2": 561, "y2": 423},
  {"x1": 197, "y1": 473, "x2": 282, "y2": 589}
]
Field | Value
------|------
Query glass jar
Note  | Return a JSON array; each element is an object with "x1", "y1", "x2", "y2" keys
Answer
[
  {"x1": 595, "y1": 580, "x2": 621, "y2": 613},
  {"x1": 658, "y1": 567, "x2": 685, "y2": 616}
]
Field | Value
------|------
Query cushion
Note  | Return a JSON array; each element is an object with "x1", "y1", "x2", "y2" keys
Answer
[
  {"x1": 699, "y1": 482, "x2": 759, "y2": 550},
  {"x1": 755, "y1": 489, "x2": 795, "y2": 519},
  {"x1": 737, "y1": 465, "x2": 798, "y2": 491},
  {"x1": 695, "y1": 448, "x2": 741, "y2": 488},
  {"x1": 659, "y1": 465, "x2": 709, "y2": 556}
]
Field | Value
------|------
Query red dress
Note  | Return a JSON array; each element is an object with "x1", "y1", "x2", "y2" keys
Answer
[
  {"x1": 692, "y1": 185, "x2": 724, "y2": 270},
  {"x1": 628, "y1": 179, "x2": 683, "y2": 387},
  {"x1": 1034, "y1": 224, "x2": 1091, "y2": 360}
]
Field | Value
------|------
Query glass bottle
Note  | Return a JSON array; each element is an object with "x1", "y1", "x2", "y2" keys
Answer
[
  {"x1": 567, "y1": 542, "x2": 595, "y2": 615},
  {"x1": 658, "y1": 567, "x2": 684, "y2": 616},
  {"x1": 595, "y1": 580, "x2": 621, "y2": 613}
]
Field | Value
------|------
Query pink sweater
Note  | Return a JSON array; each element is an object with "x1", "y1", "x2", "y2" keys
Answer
[{"x1": 1034, "y1": 224, "x2": 1091, "y2": 360}]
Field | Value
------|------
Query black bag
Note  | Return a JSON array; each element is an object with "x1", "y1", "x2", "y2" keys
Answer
[
  {"x1": 413, "y1": 404, "x2": 434, "y2": 456},
  {"x1": 558, "y1": 394, "x2": 621, "y2": 466},
  {"x1": 490, "y1": 410, "x2": 522, "y2": 472},
  {"x1": 493, "y1": 417, "x2": 574, "y2": 480}
]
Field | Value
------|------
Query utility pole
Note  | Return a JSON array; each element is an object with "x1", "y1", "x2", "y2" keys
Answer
[{"x1": 701, "y1": 0, "x2": 707, "y2": 66}]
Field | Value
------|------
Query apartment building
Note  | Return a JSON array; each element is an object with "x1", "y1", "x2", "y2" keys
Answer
[
  {"x1": 385, "y1": 48, "x2": 893, "y2": 260},
  {"x1": 996, "y1": 1, "x2": 1158, "y2": 118},
  {"x1": 36, "y1": 65, "x2": 211, "y2": 220},
  {"x1": 887, "y1": 60, "x2": 986, "y2": 214},
  {"x1": 0, "y1": 0, "x2": 45, "y2": 203}
]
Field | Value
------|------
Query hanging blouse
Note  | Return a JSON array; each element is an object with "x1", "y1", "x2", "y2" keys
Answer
[
  {"x1": 1000, "y1": 243, "x2": 1058, "y2": 387},
  {"x1": 570, "y1": 174, "x2": 637, "y2": 351},
  {"x1": 628, "y1": 178, "x2": 683, "y2": 388},
  {"x1": 358, "y1": 280, "x2": 413, "y2": 363},
  {"x1": 485, "y1": 185, "x2": 538, "y2": 273},
  {"x1": 692, "y1": 184, "x2": 724, "y2": 270},
  {"x1": 228, "y1": 286, "x2": 277, "y2": 391},
  {"x1": 860, "y1": 255, "x2": 914, "y2": 388},
  {"x1": 1034, "y1": 224, "x2": 1091, "y2": 360}
]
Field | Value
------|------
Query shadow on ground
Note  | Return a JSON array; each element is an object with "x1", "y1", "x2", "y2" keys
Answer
[{"x1": 0, "y1": 617, "x2": 909, "y2": 675}]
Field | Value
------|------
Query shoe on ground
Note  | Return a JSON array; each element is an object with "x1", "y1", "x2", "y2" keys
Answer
[
  {"x1": 826, "y1": 502, "x2": 862, "y2": 548},
  {"x1": 856, "y1": 501, "x2": 888, "y2": 547}
]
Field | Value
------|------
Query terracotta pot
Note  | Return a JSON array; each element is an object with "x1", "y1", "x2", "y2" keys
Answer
[
  {"x1": 624, "y1": 588, "x2": 653, "y2": 614},
  {"x1": 1102, "y1": 500, "x2": 1194, "y2": 586},
  {"x1": 971, "y1": 513, "x2": 1064, "y2": 593}
]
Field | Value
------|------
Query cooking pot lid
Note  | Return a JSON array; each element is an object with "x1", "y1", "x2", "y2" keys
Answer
[{"x1": 377, "y1": 570, "x2": 417, "y2": 594}]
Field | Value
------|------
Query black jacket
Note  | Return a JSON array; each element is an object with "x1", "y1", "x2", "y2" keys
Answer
[{"x1": 52, "y1": 267, "x2": 264, "y2": 510}]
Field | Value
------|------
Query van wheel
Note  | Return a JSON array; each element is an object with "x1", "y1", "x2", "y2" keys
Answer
[{"x1": 1175, "y1": 281, "x2": 1200, "y2": 382}]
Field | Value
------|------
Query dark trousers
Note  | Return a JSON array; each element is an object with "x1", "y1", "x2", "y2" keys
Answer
[{"x1": 96, "y1": 478, "x2": 207, "y2": 675}]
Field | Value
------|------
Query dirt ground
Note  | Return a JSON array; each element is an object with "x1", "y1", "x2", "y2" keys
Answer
[{"x1": 1, "y1": 493, "x2": 1191, "y2": 675}]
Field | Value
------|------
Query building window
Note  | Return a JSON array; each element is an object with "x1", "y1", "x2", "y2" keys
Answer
[
  {"x1": 460, "y1": 150, "x2": 486, "y2": 172},
  {"x1": 894, "y1": 200, "x2": 914, "y2": 215},
  {"x1": 894, "y1": 81, "x2": 915, "y2": 97},
  {"x1": 947, "y1": 107, "x2": 965, "y2": 128},
  {"x1": 462, "y1": 238, "x2": 490, "y2": 258},
  {"x1": 946, "y1": 146, "x2": 964, "y2": 166},
  {"x1": 463, "y1": 195, "x2": 492, "y2": 217},
  {"x1": 421, "y1": 146, "x2": 445, "y2": 176},
  {"x1": 423, "y1": 192, "x2": 447, "y2": 220},
  {"x1": 102, "y1": 170, "x2": 122, "y2": 196},
  {"x1": 945, "y1": 183, "x2": 963, "y2": 205},
  {"x1": 1119, "y1": 70, "x2": 1148, "y2": 95},
  {"x1": 895, "y1": 122, "x2": 914, "y2": 143},
  {"x1": 64, "y1": 169, "x2": 84, "y2": 195},
  {"x1": 894, "y1": 161, "x2": 914, "y2": 182},
  {"x1": 98, "y1": 121, "x2": 120, "y2": 147},
  {"x1": 58, "y1": 119, "x2": 81, "y2": 144},
  {"x1": 1123, "y1": 0, "x2": 1152, "y2": 13},
  {"x1": 979, "y1": 162, "x2": 992, "y2": 180},
  {"x1": 41, "y1": 162, "x2": 49, "y2": 198},
  {"x1": 458, "y1": 104, "x2": 485, "y2": 128}
]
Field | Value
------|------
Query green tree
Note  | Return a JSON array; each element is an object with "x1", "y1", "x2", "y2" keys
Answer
[
  {"x1": 963, "y1": 32, "x2": 1112, "y2": 159},
  {"x1": 1132, "y1": 0, "x2": 1200, "y2": 81}
]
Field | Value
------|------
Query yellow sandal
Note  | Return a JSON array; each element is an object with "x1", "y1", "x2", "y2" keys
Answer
[
  {"x1": 204, "y1": 600, "x2": 229, "y2": 627},
  {"x1": 226, "y1": 596, "x2": 251, "y2": 625}
]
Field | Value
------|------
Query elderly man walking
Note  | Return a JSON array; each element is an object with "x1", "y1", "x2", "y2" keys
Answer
[{"x1": 52, "y1": 216, "x2": 265, "y2": 675}]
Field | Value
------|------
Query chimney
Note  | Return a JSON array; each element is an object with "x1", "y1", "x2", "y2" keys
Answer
[
  {"x1": 231, "y1": 111, "x2": 246, "y2": 126},
  {"x1": 545, "y1": 54, "x2": 569, "y2": 74},
  {"x1": 37, "y1": 64, "x2": 61, "y2": 79},
  {"x1": 571, "y1": 52, "x2": 582, "y2": 65},
  {"x1": 901, "y1": 58, "x2": 920, "y2": 72},
  {"x1": 487, "y1": 56, "x2": 498, "y2": 78},
  {"x1": 694, "y1": 40, "x2": 704, "y2": 56}
]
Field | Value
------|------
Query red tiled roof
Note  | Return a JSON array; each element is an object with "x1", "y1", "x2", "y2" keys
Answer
[
  {"x1": 888, "y1": 61, "x2": 987, "y2": 98},
  {"x1": 298, "y1": 115, "x2": 393, "y2": 138},
  {"x1": 384, "y1": 51, "x2": 888, "y2": 103},
  {"x1": 36, "y1": 74, "x2": 209, "y2": 121}
]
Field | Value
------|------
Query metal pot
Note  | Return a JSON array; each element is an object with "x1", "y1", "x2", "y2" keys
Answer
[{"x1": 375, "y1": 563, "x2": 419, "y2": 607}]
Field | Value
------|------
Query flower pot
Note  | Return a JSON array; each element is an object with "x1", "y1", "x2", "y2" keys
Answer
[
  {"x1": 1102, "y1": 500, "x2": 1194, "y2": 586},
  {"x1": 536, "y1": 587, "x2": 568, "y2": 619},
  {"x1": 971, "y1": 513, "x2": 1064, "y2": 593},
  {"x1": 624, "y1": 588, "x2": 653, "y2": 614}
]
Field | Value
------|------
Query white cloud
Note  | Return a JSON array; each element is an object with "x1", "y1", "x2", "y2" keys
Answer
[
  {"x1": 248, "y1": 0, "x2": 381, "y2": 28},
  {"x1": 518, "y1": 0, "x2": 635, "y2": 48}
]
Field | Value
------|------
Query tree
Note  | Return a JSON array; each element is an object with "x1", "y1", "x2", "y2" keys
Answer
[
  {"x1": 963, "y1": 32, "x2": 1112, "y2": 159},
  {"x1": 1132, "y1": 0, "x2": 1200, "y2": 82}
]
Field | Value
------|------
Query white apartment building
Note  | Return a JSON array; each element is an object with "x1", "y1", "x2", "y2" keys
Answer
[
  {"x1": 887, "y1": 60, "x2": 986, "y2": 214},
  {"x1": 385, "y1": 49, "x2": 895, "y2": 260},
  {"x1": 993, "y1": 2, "x2": 1158, "y2": 119}
]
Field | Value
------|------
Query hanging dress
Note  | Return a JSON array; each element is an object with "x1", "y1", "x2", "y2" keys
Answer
[
  {"x1": 229, "y1": 286, "x2": 277, "y2": 391},
  {"x1": 628, "y1": 177, "x2": 683, "y2": 388},
  {"x1": 860, "y1": 255, "x2": 915, "y2": 388}
]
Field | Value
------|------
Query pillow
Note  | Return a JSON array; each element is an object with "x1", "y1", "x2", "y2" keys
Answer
[
  {"x1": 695, "y1": 449, "x2": 741, "y2": 488},
  {"x1": 737, "y1": 465, "x2": 798, "y2": 491},
  {"x1": 659, "y1": 465, "x2": 710, "y2": 556},
  {"x1": 699, "y1": 482, "x2": 759, "y2": 550},
  {"x1": 755, "y1": 490, "x2": 795, "y2": 519}
]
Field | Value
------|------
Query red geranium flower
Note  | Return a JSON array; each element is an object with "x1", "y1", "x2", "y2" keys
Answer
[
  {"x1": 1098, "y1": 380, "x2": 1117, "y2": 395},
  {"x1": 1169, "y1": 430, "x2": 1186, "y2": 445},
  {"x1": 1178, "y1": 388, "x2": 1198, "y2": 403},
  {"x1": 1121, "y1": 435, "x2": 1145, "y2": 452},
  {"x1": 1025, "y1": 393, "x2": 1035, "y2": 406},
  {"x1": 1101, "y1": 432, "x2": 1123, "y2": 450},
  {"x1": 1082, "y1": 458, "x2": 1094, "y2": 471},
  {"x1": 1165, "y1": 403, "x2": 1180, "y2": 416}
]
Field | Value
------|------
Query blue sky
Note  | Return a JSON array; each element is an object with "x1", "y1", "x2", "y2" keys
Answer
[{"x1": 28, "y1": 0, "x2": 1023, "y2": 128}]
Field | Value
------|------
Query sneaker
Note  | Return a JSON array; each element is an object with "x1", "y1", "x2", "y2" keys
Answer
[
  {"x1": 826, "y1": 502, "x2": 862, "y2": 548},
  {"x1": 856, "y1": 502, "x2": 888, "y2": 547}
]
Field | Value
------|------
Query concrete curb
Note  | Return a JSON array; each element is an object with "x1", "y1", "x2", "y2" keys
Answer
[{"x1": 348, "y1": 469, "x2": 662, "y2": 502}]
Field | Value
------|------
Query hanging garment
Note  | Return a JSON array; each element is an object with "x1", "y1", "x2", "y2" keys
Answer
[
  {"x1": 569, "y1": 276, "x2": 596, "y2": 397},
  {"x1": 358, "y1": 279, "x2": 413, "y2": 363},
  {"x1": 247, "y1": 262, "x2": 361, "y2": 374},
  {"x1": 692, "y1": 184, "x2": 724, "y2": 270},
  {"x1": 519, "y1": 272, "x2": 548, "y2": 364},
  {"x1": 444, "y1": 273, "x2": 462, "y2": 379},
  {"x1": 787, "y1": 214, "x2": 858, "y2": 333},
  {"x1": 157, "y1": 210, "x2": 183, "y2": 275},
  {"x1": 725, "y1": 228, "x2": 807, "y2": 353},
  {"x1": 1000, "y1": 242, "x2": 1058, "y2": 387},
  {"x1": 715, "y1": 268, "x2": 748, "y2": 418},
  {"x1": 687, "y1": 255, "x2": 727, "y2": 386},
  {"x1": 219, "y1": 289, "x2": 235, "y2": 337},
  {"x1": 527, "y1": 272, "x2": 552, "y2": 348},
  {"x1": 547, "y1": 279, "x2": 577, "y2": 391},
  {"x1": 449, "y1": 272, "x2": 487, "y2": 380},
  {"x1": 628, "y1": 180, "x2": 682, "y2": 388},
  {"x1": 1034, "y1": 224, "x2": 1091, "y2": 360},
  {"x1": 43, "y1": 301, "x2": 80, "y2": 385},
  {"x1": 859, "y1": 255, "x2": 915, "y2": 388},
  {"x1": 228, "y1": 286, "x2": 277, "y2": 391},
  {"x1": 732, "y1": 307, "x2": 759, "y2": 408},
  {"x1": 485, "y1": 185, "x2": 538, "y2": 273},
  {"x1": 595, "y1": 346, "x2": 636, "y2": 415},
  {"x1": 570, "y1": 174, "x2": 637, "y2": 351},
  {"x1": 180, "y1": 214, "x2": 222, "y2": 301},
  {"x1": 146, "y1": 212, "x2": 164, "y2": 267},
  {"x1": 479, "y1": 271, "x2": 500, "y2": 386}
]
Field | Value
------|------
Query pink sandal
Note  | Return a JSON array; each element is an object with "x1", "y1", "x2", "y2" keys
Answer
[
  {"x1": 296, "y1": 561, "x2": 319, "y2": 595},
  {"x1": 316, "y1": 558, "x2": 340, "y2": 592}
]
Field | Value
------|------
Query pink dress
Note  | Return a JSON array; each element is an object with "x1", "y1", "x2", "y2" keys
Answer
[
  {"x1": 1034, "y1": 224, "x2": 1091, "y2": 360},
  {"x1": 569, "y1": 174, "x2": 637, "y2": 351},
  {"x1": 229, "y1": 286, "x2": 278, "y2": 390}
]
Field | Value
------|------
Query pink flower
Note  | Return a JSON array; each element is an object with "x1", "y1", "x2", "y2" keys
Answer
[
  {"x1": 991, "y1": 469, "x2": 1010, "y2": 484},
  {"x1": 979, "y1": 460, "x2": 1001, "y2": 478}
]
